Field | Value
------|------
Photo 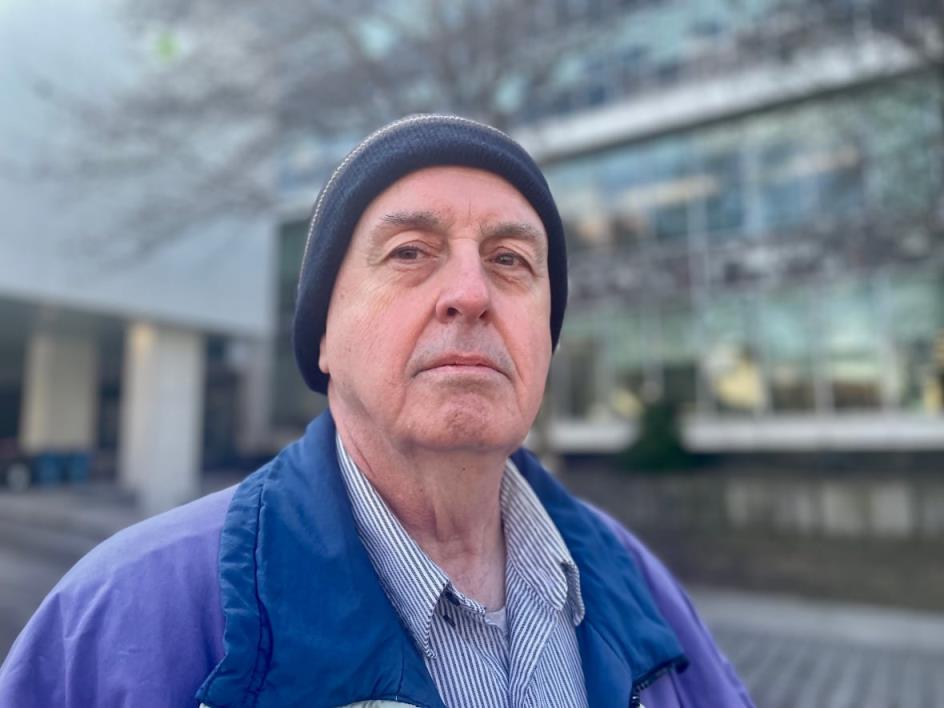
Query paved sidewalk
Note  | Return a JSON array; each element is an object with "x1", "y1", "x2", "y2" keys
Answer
[
  {"x1": 2, "y1": 484, "x2": 943, "y2": 706},
  {"x1": 690, "y1": 588, "x2": 944, "y2": 708}
]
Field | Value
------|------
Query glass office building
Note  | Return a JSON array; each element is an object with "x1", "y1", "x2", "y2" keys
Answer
[
  {"x1": 547, "y1": 78, "x2": 943, "y2": 429},
  {"x1": 276, "y1": 0, "x2": 944, "y2": 451}
]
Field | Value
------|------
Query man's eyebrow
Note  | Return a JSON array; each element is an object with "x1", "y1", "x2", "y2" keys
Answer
[
  {"x1": 372, "y1": 210, "x2": 449, "y2": 238},
  {"x1": 480, "y1": 221, "x2": 548, "y2": 261}
]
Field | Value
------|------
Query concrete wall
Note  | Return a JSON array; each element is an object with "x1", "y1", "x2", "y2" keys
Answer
[
  {"x1": 723, "y1": 476, "x2": 944, "y2": 539},
  {"x1": 564, "y1": 467, "x2": 944, "y2": 540}
]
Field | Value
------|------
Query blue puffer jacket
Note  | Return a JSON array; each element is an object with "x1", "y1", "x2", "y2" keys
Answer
[{"x1": 0, "y1": 411, "x2": 753, "y2": 707}]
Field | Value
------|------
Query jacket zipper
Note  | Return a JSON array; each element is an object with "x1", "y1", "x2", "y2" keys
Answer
[{"x1": 629, "y1": 658, "x2": 682, "y2": 707}]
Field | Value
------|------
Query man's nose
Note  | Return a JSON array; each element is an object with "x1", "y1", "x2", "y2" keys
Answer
[{"x1": 434, "y1": 247, "x2": 491, "y2": 325}]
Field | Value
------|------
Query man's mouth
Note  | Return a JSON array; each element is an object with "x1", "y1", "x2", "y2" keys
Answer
[{"x1": 422, "y1": 353, "x2": 506, "y2": 377}]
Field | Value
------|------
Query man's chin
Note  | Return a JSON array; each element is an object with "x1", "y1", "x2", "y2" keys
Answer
[{"x1": 408, "y1": 404, "x2": 529, "y2": 454}]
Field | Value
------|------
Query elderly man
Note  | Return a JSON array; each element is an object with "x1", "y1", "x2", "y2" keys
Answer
[{"x1": 0, "y1": 116, "x2": 752, "y2": 707}]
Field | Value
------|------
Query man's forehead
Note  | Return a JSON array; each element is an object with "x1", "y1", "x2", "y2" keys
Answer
[
  {"x1": 373, "y1": 208, "x2": 546, "y2": 239},
  {"x1": 378, "y1": 165, "x2": 532, "y2": 201},
  {"x1": 361, "y1": 165, "x2": 547, "y2": 231}
]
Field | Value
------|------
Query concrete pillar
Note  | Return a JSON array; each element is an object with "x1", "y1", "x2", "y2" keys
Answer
[
  {"x1": 119, "y1": 322, "x2": 205, "y2": 513},
  {"x1": 20, "y1": 331, "x2": 98, "y2": 453}
]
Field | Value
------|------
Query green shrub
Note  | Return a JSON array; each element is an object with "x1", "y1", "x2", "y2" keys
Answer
[{"x1": 621, "y1": 401, "x2": 693, "y2": 472}]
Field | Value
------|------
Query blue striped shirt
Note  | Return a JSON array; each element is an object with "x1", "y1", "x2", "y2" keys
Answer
[{"x1": 336, "y1": 437, "x2": 588, "y2": 707}]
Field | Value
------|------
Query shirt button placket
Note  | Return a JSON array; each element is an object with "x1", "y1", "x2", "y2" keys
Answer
[{"x1": 520, "y1": 681, "x2": 538, "y2": 708}]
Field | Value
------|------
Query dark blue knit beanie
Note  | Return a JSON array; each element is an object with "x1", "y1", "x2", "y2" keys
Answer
[{"x1": 293, "y1": 114, "x2": 568, "y2": 394}]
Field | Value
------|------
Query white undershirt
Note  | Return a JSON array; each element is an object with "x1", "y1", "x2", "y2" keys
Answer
[{"x1": 484, "y1": 605, "x2": 507, "y2": 634}]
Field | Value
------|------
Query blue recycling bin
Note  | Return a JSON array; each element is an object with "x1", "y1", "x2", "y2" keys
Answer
[
  {"x1": 65, "y1": 453, "x2": 91, "y2": 483},
  {"x1": 32, "y1": 451, "x2": 92, "y2": 485},
  {"x1": 34, "y1": 453, "x2": 65, "y2": 485}
]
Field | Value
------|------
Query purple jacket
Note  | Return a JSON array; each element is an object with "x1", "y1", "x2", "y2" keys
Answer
[{"x1": 0, "y1": 412, "x2": 752, "y2": 707}]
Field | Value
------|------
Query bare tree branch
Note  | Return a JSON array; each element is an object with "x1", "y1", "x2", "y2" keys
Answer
[
  {"x1": 34, "y1": 0, "x2": 943, "y2": 267},
  {"x1": 28, "y1": 0, "x2": 603, "y2": 262}
]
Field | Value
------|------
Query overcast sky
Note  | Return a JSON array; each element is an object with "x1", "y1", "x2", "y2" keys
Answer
[{"x1": 0, "y1": 0, "x2": 135, "y2": 164}]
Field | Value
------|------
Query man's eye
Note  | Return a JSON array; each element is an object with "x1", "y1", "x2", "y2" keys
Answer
[
  {"x1": 493, "y1": 252, "x2": 523, "y2": 267},
  {"x1": 391, "y1": 246, "x2": 423, "y2": 260}
]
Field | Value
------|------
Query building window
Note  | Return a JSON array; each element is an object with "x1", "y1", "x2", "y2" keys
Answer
[
  {"x1": 760, "y1": 289, "x2": 817, "y2": 412},
  {"x1": 822, "y1": 281, "x2": 883, "y2": 410},
  {"x1": 886, "y1": 274, "x2": 944, "y2": 413},
  {"x1": 702, "y1": 152, "x2": 745, "y2": 236},
  {"x1": 658, "y1": 304, "x2": 698, "y2": 413},
  {"x1": 700, "y1": 297, "x2": 765, "y2": 414},
  {"x1": 553, "y1": 335, "x2": 602, "y2": 419},
  {"x1": 865, "y1": 76, "x2": 943, "y2": 221},
  {"x1": 272, "y1": 220, "x2": 327, "y2": 429},
  {"x1": 609, "y1": 310, "x2": 657, "y2": 419}
]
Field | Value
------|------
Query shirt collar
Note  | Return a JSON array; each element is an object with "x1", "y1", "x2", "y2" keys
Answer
[
  {"x1": 336, "y1": 435, "x2": 447, "y2": 659},
  {"x1": 335, "y1": 435, "x2": 585, "y2": 658},
  {"x1": 502, "y1": 458, "x2": 585, "y2": 625}
]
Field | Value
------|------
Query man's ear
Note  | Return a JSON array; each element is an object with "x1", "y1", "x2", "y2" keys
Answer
[{"x1": 318, "y1": 334, "x2": 330, "y2": 376}]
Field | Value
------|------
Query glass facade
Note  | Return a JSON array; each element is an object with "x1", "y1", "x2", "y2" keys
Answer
[
  {"x1": 552, "y1": 273, "x2": 944, "y2": 422},
  {"x1": 516, "y1": 0, "x2": 911, "y2": 125},
  {"x1": 277, "y1": 0, "x2": 917, "y2": 190},
  {"x1": 547, "y1": 76, "x2": 944, "y2": 422},
  {"x1": 275, "y1": 74, "x2": 944, "y2": 429},
  {"x1": 273, "y1": 221, "x2": 327, "y2": 428},
  {"x1": 549, "y1": 78, "x2": 942, "y2": 258},
  {"x1": 271, "y1": 0, "x2": 944, "y2": 446}
]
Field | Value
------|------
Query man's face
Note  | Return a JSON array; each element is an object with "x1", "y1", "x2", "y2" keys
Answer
[{"x1": 319, "y1": 166, "x2": 553, "y2": 455}]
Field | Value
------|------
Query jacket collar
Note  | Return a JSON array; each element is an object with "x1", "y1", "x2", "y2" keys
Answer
[
  {"x1": 509, "y1": 446, "x2": 688, "y2": 704},
  {"x1": 197, "y1": 410, "x2": 685, "y2": 707}
]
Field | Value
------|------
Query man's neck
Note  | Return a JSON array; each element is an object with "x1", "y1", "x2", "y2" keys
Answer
[{"x1": 336, "y1": 417, "x2": 509, "y2": 610}]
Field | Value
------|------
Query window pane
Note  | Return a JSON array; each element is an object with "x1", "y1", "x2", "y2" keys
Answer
[
  {"x1": 610, "y1": 310, "x2": 656, "y2": 419},
  {"x1": 658, "y1": 305, "x2": 698, "y2": 412},
  {"x1": 822, "y1": 281, "x2": 882, "y2": 410},
  {"x1": 864, "y1": 77, "x2": 943, "y2": 220},
  {"x1": 702, "y1": 298, "x2": 764, "y2": 414},
  {"x1": 703, "y1": 152, "x2": 745, "y2": 236},
  {"x1": 273, "y1": 221, "x2": 326, "y2": 427},
  {"x1": 761, "y1": 290, "x2": 816, "y2": 412},
  {"x1": 561, "y1": 337, "x2": 600, "y2": 418},
  {"x1": 886, "y1": 274, "x2": 944, "y2": 412},
  {"x1": 558, "y1": 311, "x2": 613, "y2": 420}
]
